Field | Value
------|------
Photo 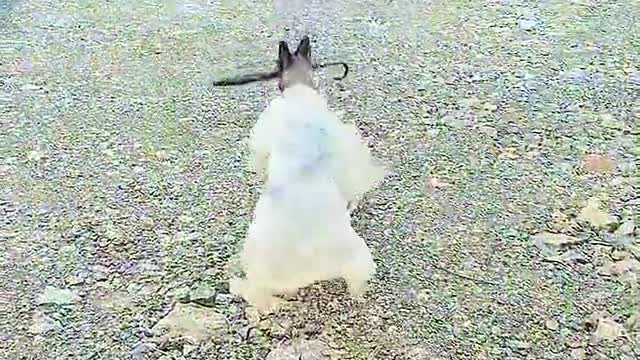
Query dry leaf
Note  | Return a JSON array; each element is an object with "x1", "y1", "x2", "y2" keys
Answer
[
  {"x1": 611, "y1": 250, "x2": 628, "y2": 261},
  {"x1": 178, "y1": 215, "x2": 194, "y2": 224},
  {"x1": 3, "y1": 59, "x2": 33, "y2": 75},
  {"x1": 578, "y1": 198, "x2": 616, "y2": 229},
  {"x1": 533, "y1": 232, "x2": 583, "y2": 247},
  {"x1": 600, "y1": 113, "x2": 624, "y2": 130},
  {"x1": 615, "y1": 219, "x2": 635, "y2": 236},
  {"x1": 266, "y1": 339, "x2": 330, "y2": 360},
  {"x1": 27, "y1": 150, "x2": 45, "y2": 162},
  {"x1": 592, "y1": 317, "x2": 625, "y2": 343},
  {"x1": 598, "y1": 258, "x2": 640, "y2": 276},
  {"x1": 417, "y1": 289, "x2": 430, "y2": 303},
  {"x1": 183, "y1": 344, "x2": 197, "y2": 355},
  {"x1": 545, "y1": 319, "x2": 559, "y2": 331},
  {"x1": 509, "y1": 340, "x2": 531, "y2": 350},
  {"x1": 545, "y1": 250, "x2": 587, "y2": 264},
  {"x1": 566, "y1": 338, "x2": 584, "y2": 349},
  {"x1": 618, "y1": 271, "x2": 638, "y2": 285},
  {"x1": 463, "y1": 97, "x2": 482, "y2": 109},
  {"x1": 499, "y1": 147, "x2": 520, "y2": 159},
  {"x1": 628, "y1": 245, "x2": 640, "y2": 260},
  {"x1": 429, "y1": 177, "x2": 450, "y2": 189},
  {"x1": 570, "y1": 348, "x2": 586, "y2": 360},
  {"x1": 29, "y1": 312, "x2": 61, "y2": 334},
  {"x1": 37, "y1": 286, "x2": 80, "y2": 305},
  {"x1": 154, "y1": 150, "x2": 169, "y2": 160},
  {"x1": 100, "y1": 290, "x2": 135, "y2": 311},
  {"x1": 549, "y1": 210, "x2": 579, "y2": 233},
  {"x1": 627, "y1": 312, "x2": 640, "y2": 331},
  {"x1": 583, "y1": 154, "x2": 615, "y2": 174},
  {"x1": 406, "y1": 346, "x2": 432, "y2": 360},
  {"x1": 483, "y1": 102, "x2": 498, "y2": 112},
  {"x1": 151, "y1": 302, "x2": 227, "y2": 344}
]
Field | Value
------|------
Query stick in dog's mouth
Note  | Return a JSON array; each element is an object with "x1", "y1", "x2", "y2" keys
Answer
[
  {"x1": 211, "y1": 61, "x2": 349, "y2": 87},
  {"x1": 312, "y1": 62, "x2": 349, "y2": 80},
  {"x1": 211, "y1": 71, "x2": 279, "y2": 87}
]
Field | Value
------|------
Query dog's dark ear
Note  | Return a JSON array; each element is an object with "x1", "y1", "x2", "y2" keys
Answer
[
  {"x1": 278, "y1": 41, "x2": 292, "y2": 70},
  {"x1": 295, "y1": 36, "x2": 311, "y2": 60}
]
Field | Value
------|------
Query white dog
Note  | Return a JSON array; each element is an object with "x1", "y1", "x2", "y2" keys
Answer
[{"x1": 229, "y1": 36, "x2": 386, "y2": 312}]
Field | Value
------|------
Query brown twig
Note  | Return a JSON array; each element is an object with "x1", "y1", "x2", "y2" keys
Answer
[{"x1": 427, "y1": 259, "x2": 501, "y2": 287}]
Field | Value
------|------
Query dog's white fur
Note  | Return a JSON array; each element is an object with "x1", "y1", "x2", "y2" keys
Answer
[{"x1": 229, "y1": 84, "x2": 386, "y2": 311}]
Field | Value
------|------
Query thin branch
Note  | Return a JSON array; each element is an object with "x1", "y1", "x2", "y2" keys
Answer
[{"x1": 426, "y1": 258, "x2": 501, "y2": 287}]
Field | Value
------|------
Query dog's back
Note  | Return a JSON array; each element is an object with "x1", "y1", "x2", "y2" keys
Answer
[
  {"x1": 231, "y1": 37, "x2": 382, "y2": 311},
  {"x1": 256, "y1": 82, "x2": 385, "y2": 201},
  {"x1": 259, "y1": 84, "x2": 335, "y2": 185}
]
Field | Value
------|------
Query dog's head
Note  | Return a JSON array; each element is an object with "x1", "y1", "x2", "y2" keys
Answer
[
  {"x1": 277, "y1": 36, "x2": 314, "y2": 92},
  {"x1": 211, "y1": 36, "x2": 348, "y2": 89}
]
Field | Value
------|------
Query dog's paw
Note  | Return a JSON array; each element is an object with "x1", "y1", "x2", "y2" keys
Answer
[
  {"x1": 231, "y1": 279, "x2": 283, "y2": 313},
  {"x1": 346, "y1": 280, "x2": 369, "y2": 298},
  {"x1": 346, "y1": 199, "x2": 360, "y2": 214},
  {"x1": 252, "y1": 295, "x2": 284, "y2": 314},
  {"x1": 228, "y1": 277, "x2": 246, "y2": 297},
  {"x1": 249, "y1": 154, "x2": 269, "y2": 175},
  {"x1": 343, "y1": 258, "x2": 375, "y2": 299},
  {"x1": 350, "y1": 293, "x2": 367, "y2": 304},
  {"x1": 278, "y1": 288, "x2": 300, "y2": 300}
]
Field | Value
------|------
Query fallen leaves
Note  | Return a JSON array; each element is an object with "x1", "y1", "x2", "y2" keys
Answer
[
  {"x1": 615, "y1": 219, "x2": 635, "y2": 237},
  {"x1": 627, "y1": 312, "x2": 640, "y2": 331},
  {"x1": 549, "y1": 210, "x2": 577, "y2": 233},
  {"x1": 519, "y1": 18, "x2": 539, "y2": 31},
  {"x1": 151, "y1": 302, "x2": 227, "y2": 344},
  {"x1": 583, "y1": 154, "x2": 615, "y2": 174},
  {"x1": 585, "y1": 309, "x2": 640, "y2": 345},
  {"x1": 26, "y1": 150, "x2": 45, "y2": 162},
  {"x1": 266, "y1": 339, "x2": 330, "y2": 360},
  {"x1": 416, "y1": 289, "x2": 430, "y2": 303},
  {"x1": 1, "y1": 58, "x2": 33, "y2": 75},
  {"x1": 600, "y1": 113, "x2": 625, "y2": 130},
  {"x1": 186, "y1": 282, "x2": 217, "y2": 307},
  {"x1": 37, "y1": 286, "x2": 81, "y2": 305},
  {"x1": 100, "y1": 290, "x2": 136, "y2": 311},
  {"x1": 428, "y1": 177, "x2": 450, "y2": 190},
  {"x1": 483, "y1": 102, "x2": 498, "y2": 112},
  {"x1": 598, "y1": 257, "x2": 640, "y2": 276},
  {"x1": 29, "y1": 312, "x2": 61, "y2": 334},
  {"x1": 533, "y1": 232, "x2": 583, "y2": 248},
  {"x1": 154, "y1": 150, "x2": 170, "y2": 161},
  {"x1": 498, "y1": 147, "x2": 520, "y2": 159},
  {"x1": 533, "y1": 198, "x2": 639, "y2": 284},
  {"x1": 589, "y1": 314, "x2": 626, "y2": 343},
  {"x1": 628, "y1": 244, "x2": 640, "y2": 261},
  {"x1": 570, "y1": 348, "x2": 586, "y2": 359},
  {"x1": 533, "y1": 231, "x2": 586, "y2": 260},
  {"x1": 544, "y1": 249, "x2": 587, "y2": 264},
  {"x1": 545, "y1": 319, "x2": 559, "y2": 331},
  {"x1": 578, "y1": 198, "x2": 617, "y2": 229}
]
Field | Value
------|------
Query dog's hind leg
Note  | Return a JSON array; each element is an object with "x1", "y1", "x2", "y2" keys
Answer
[
  {"x1": 346, "y1": 196, "x2": 361, "y2": 214},
  {"x1": 341, "y1": 236, "x2": 376, "y2": 298},
  {"x1": 231, "y1": 274, "x2": 283, "y2": 313}
]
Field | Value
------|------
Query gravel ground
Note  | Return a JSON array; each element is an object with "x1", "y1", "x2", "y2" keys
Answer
[{"x1": 1, "y1": 0, "x2": 639, "y2": 359}]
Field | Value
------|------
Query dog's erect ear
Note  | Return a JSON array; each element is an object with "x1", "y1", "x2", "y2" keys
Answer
[
  {"x1": 278, "y1": 41, "x2": 292, "y2": 70},
  {"x1": 295, "y1": 36, "x2": 311, "y2": 60}
]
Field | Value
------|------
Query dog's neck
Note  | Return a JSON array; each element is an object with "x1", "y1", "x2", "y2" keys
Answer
[
  {"x1": 281, "y1": 84, "x2": 328, "y2": 108},
  {"x1": 279, "y1": 73, "x2": 315, "y2": 92},
  {"x1": 282, "y1": 83, "x2": 317, "y2": 95}
]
